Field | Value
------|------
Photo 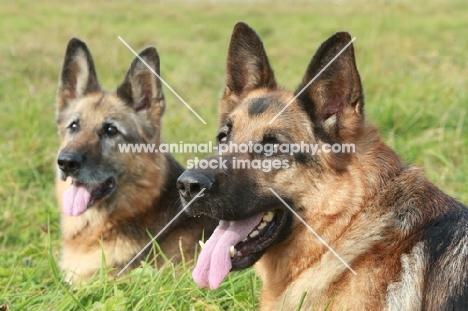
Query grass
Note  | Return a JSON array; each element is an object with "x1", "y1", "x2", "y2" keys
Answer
[{"x1": 0, "y1": 0, "x2": 467, "y2": 309}]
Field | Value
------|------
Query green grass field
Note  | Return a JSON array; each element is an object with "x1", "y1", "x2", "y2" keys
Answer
[{"x1": 1, "y1": 0, "x2": 467, "y2": 310}]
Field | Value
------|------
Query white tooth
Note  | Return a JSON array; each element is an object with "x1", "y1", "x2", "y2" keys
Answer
[
  {"x1": 242, "y1": 238, "x2": 248, "y2": 242},
  {"x1": 249, "y1": 230, "x2": 259, "y2": 238},
  {"x1": 258, "y1": 221, "x2": 267, "y2": 230},
  {"x1": 263, "y1": 211, "x2": 274, "y2": 222},
  {"x1": 230, "y1": 246, "x2": 236, "y2": 258},
  {"x1": 199, "y1": 240, "x2": 205, "y2": 250}
]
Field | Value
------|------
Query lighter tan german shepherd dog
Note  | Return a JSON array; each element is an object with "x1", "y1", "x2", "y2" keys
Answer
[
  {"x1": 55, "y1": 38, "x2": 213, "y2": 282},
  {"x1": 177, "y1": 23, "x2": 468, "y2": 310}
]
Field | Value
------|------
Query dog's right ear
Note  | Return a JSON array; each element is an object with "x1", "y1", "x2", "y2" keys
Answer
[
  {"x1": 56, "y1": 38, "x2": 100, "y2": 116},
  {"x1": 220, "y1": 22, "x2": 277, "y2": 123},
  {"x1": 116, "y1": 47, "x2": 164, "y2": 116}
]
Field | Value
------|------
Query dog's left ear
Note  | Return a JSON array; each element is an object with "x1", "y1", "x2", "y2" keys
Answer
[
  {"x1": 117, "y1": 47, "x2": 164, "y2": 116},
  {"x1": 296, "y1": 32, "x2": 363, "y2": 142}
]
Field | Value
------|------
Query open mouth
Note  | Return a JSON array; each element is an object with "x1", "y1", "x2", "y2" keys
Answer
[
  {"x1": 62, "y1": 177, "x2": 116, "y2": 217},
  {"x1": 193, "y1": 209, "x2": 289, "y2": 290},
  {"x1": 87, "y1": 177, "x2": 115, "y2": 204},
  {"x1": 230, "y1": 209, "x2": 288, "y2": 270}
]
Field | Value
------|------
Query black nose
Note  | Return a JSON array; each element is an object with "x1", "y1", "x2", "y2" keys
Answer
[
  {"x1": 57, "y1": 151, "x2": 83, "y2": 175},
  {"x1": 177, "y1": 171, "x2": 213, "y2": 201}
]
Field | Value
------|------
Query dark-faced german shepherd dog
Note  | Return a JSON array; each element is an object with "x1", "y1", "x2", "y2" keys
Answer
[
  {"x1": 177, "y1": 23, "x2": 468, "y2": 310},
  {"x1": 55, "y1": 38, "x2": 213, "y2": 282}
]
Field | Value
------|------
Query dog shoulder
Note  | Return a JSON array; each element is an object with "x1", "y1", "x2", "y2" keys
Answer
[
  {"x1": 422, "y1": 201, "x2": 468, "y2": 310},
  {"x1": 389, "y1": 167, "x2": 468, "y2": 309}
]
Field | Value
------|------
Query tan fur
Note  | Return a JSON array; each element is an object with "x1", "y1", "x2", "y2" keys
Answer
[
  {"x1": 179, "y1": 23, "x2": 468, "y2": 310},
  {"x1": 55, "y1": 39, "x2": 213, "y2": 282},
  {"x1": 228, "y1": 93, "x2": 406, "y2": 310}
]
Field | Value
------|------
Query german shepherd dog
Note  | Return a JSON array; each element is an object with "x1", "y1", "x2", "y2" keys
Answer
[
  {"x1": 55, "y1": 38, "x2": 213, "y2": 282},
  {"x1": 177, "y1": 23, "x2": 468, "y2": 310}
]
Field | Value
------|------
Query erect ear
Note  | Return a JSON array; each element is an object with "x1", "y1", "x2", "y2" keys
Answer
[
  {"x1": 296, "y1": 32, "x2": 363, "y2": 142},
  {"x1": 116, "y1": 47, "x2": 164, "y2": 115},
  {"x1": 56, "y1": 38, "x2": 100, "y2": 116},
  {"x1": 220, "y1": 22, "x2": 277, "y2": 123}
]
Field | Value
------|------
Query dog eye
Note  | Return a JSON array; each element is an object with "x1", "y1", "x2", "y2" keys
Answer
[
  {"x1": 262, "y1": 135, "x2": 284, "y2": 155},
  {"x1": 217, "y1": 132, "x2": 228, "y2": 144},
  {"x1": 264, "y1": 142, "x2": 282, "y2": 156},
  {"x1": 272, "y1": 143, "x2": 280, "y2": 154},
  {"x1": 68, "y1": 121, "x2": 79, "y2": 132},
  {"x1": 104, "y1": 124, "x2": 118, "y2": 136}
]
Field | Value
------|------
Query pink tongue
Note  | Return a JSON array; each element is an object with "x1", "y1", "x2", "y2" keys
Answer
[
  {"x1": 193, "y1": 213, "x2": 264, "y2": 290},
  {"x1": 62, "y1": 183, "x2": 92, "y2": 216}
]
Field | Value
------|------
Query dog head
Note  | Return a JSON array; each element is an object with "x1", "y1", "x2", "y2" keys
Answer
[
  {"x1": 56, "y1": 38, "x2": 165, "y2": 217},
  {"x1": 177, "y1": 23, "x2": 366, "y2": 289}
]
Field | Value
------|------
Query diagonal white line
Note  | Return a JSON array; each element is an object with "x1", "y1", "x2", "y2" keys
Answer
[
  {"x1": 116, "y1": 188, "x2": 206, "y2": 276},
  {"x1": 268, "y1": 188, "x2": 357, "y2": 275},
  {"x1": 268, "y1": 37, "x2": 356, "y2": 125},
  {"x1": 118, "y1": 36, "x2": 207, "y2": 125}
]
